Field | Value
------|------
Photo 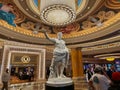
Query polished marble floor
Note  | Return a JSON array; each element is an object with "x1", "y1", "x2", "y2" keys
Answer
[
  {"x1": 0, "y1": 81, "x2": 88, "y2": 90},
  {"x1": 9, "y1": 82, "x2": 45, "y2": 90},
  {"x1": 0, "y1": 75, "x2": 88, "y2": 90},
  {"x1": 8, "y1": 82, "x2": 88, "y2": 90}
]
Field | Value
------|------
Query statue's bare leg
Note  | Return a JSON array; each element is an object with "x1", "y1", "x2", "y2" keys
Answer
[
  {"x1": 56, "y1": 62, "x2": 60, "y2": 78},
  {"x1": 49, "y1": 58, "x2": 55, "y2": 78},
  {"x1": 60, "y1": 60, "x2": 66, "y2": 78}
]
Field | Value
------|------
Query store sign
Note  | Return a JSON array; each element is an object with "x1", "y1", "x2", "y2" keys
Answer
[{"x1": 21, "y1": 55, "x2": 31, "y2": 63}]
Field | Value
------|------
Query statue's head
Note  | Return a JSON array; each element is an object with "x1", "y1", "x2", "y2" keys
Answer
[{"x1": 57, "y1": 32, "x2": 63, "y2": 39}]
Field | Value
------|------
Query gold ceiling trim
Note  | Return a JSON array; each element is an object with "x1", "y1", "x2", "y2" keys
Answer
[
  {"x1": 13, "y1": 0, "x2": 41, "y2": 22},
  {"x1": 82, "y1": 42, "x2": 120, "y2": 52},
  {"x1": 26, "y1": 0, "x2": 40, "y2": 16},
  {"x1": 94, "y1": 53, "x2": 120, "y2": 58},
  {"x1": 13, "y1": 0, "x2": 102, "y2": 25},
  {"x1": 76, "y1": 0, "x2": 104, "y2": 21},
  {"x1": 26, "y1": 0, "x2": 88, "y2": 15},
  {"x1": 68, "y1": 35, "x2": 120, "y2": 48},
  {"x1": 86, "y1": 42, "x2": 120, "y2": 51},
  {"x1": 76, "y1": 0, "x2": 87, "y2": 15},
  {"x1": 0, "y1": 12, "x2": 120, "y2": 39},
  {"x1": 81, "y1": 42, "x2": 120, "y2": 55},
  {"x1": 105, "y1": 0, "x2": 120, "y2": 9}
]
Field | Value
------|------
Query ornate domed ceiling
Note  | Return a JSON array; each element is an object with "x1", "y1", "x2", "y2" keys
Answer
[{"x1": 0, "y1": 0, "x2": 120, "y2": 59}]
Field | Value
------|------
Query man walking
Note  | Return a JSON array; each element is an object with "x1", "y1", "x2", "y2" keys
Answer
[{"x1": 1, "y1": 68, "x2": 10, "y2": 90}]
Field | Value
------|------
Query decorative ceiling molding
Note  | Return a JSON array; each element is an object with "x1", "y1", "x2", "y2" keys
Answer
[
  {"x1": 105, "y1": 0, "x2": 120, "y2": 9},
  {"x1": 13, "y1": 0, "x2": 41, "y2": 22},
  {"x1": 76, "y1": 0, "x2": 87, "y2": 15},
  {"x1": 3, "y1": 40, "x2": 45, "y2": 49},
  {"x1": 94, "y1": 53, "x2": 120, "y2": 58},
  {"x1": 0, "y1": 0, "x2": 120, "y2": 60},
  {"x1": 26, "y1": 0, "x2": 40, "y2": 16},
  {"x1": 0, "y1": 11, "x2": 120, "y2": 45},
  {"x1": 76, "y1": 0, "x2": 105, "y2": 21},
  {"x1": 82, "y1": 42, "x2": 120, "y2": 55},
  {"x1": 13, "y1": 0, "x2": 104, "y2": 26},
  {"x1": 68, "y1": 35, "x2": 120, "y2": 48},
  {"x1": 94, "y1": 53, "x2": 120, "y2": 60}
]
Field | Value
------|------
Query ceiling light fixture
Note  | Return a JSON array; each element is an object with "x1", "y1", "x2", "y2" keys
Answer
[
  {"x1": 106, "y1": 57, "x2": 115, "y2": 61},
  {"x1": 40, "y1": 0, "x2": 76, "y2": 26},
  {"x1": 94, "y1": 54, "x2": 120, "y2": 62}
]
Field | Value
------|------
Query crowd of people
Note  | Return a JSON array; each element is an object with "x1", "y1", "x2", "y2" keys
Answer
[
  {"x1": 86, "y1": 64, "x2": 120, "y2": 90},
  {"x1": 11, "y1": 67, "x2": 34, "y2": 82}
]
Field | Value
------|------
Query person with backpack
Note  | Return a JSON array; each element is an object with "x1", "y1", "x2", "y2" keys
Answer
[{"x1": 89, "y1": 65, "x2": 112, "y2": 90}]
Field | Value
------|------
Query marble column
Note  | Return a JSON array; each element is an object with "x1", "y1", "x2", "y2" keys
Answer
[
  {"x1": 71, "y1": 48, "x2": 84, "y2": 78},
  {"x1": 71, "y1": 48, "x2": 79, "y2": 78},
  {"x1": 77, "y1": 49, "x2": 84, "y2": 77},
  {"x1": 71, "y1": 48, "x2": 87, "y2": 90}
]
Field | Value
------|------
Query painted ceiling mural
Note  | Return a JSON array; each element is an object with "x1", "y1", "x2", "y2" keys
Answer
[
  {"x1": 18, "y1": 0, "x2": 120, "y2": 34},
  {"x1": 34, "y1": 0, "x2": 38, "y2": 6},
  {"x1": 33, "y1": 0, "x2": 82, "y2": 8}
]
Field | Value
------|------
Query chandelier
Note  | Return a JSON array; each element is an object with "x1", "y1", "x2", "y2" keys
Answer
[{"x1": 40, "y1": 0, "x2": 76, "y2": 26}]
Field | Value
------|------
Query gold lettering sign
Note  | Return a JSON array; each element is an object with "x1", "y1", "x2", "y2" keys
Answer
[{"x1": 21, "y1": 55, "x2": 31, "y2": 63}]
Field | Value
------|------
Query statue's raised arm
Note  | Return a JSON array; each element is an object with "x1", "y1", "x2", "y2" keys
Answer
[{"x1": 40, "y1": 29, "x2": 56, "y2": 43}]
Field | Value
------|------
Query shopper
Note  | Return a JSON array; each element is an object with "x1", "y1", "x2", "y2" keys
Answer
[
  {"x1": 89, "y1": 65, "x2": 112, "y2": 90},
  {"x1": 108, "y1": 72, "x2": 120, "y2": 90},
  {"x1": 107, "y1": 65, "x2": 116, "y2": 80},
  {"x1": 1, "y1": 68, "x2": 10, "y2": 90},
  {"x1": 86, "y1": 68, "x2": 93, "y2": 82}
]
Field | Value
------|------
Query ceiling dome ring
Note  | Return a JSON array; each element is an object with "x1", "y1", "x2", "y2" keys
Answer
[{"x1": 40, "y1": 4, "x2": 76, "y2": 26}]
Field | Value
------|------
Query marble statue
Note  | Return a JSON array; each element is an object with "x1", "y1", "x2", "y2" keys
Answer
[{"x1": 42, "y1": 30, "x2": 69, "y2": 79}]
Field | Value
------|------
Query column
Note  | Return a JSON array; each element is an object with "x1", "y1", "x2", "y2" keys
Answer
[
  {"x1": 71, "y1": 48, "x2": 84, "y2": 78},
  {"x1": 71, "y1": 48, "x2": 87, "y2": 89},
  {"x1": 77, "y1": 49, "x2": 84, "y2": 77},
  {"x1": 71, "y1": 48, "x2": 79, "y2": 78}
]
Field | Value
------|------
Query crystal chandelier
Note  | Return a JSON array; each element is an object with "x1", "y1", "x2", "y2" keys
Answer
[{"x1": 40, "y1": 0, "x2": 76, "y2": 26}]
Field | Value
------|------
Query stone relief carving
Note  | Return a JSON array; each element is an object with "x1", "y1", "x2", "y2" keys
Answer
[
  {"x1": 105, "y1": 0, "x2": 120, "y2": 9},
  {"x1": 53, "y1": 23, "x2": 80, "y2": 34},
  {"x1": 81, "y1": 11, "x2": 116, "y2": 29}
]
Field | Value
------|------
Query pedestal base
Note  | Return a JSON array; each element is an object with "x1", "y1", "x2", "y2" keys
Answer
[
  {"x1": 45, "y1": 83, "x2": 74, "y2": 90},
  {"x1": 45, "y1": 77, "x2": 74, "y2": 90}
]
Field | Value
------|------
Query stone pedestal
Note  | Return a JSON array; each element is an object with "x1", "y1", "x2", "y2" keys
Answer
[
  {"x1": 45, "y1": 83, "x2": 74, "y2": 90},
  {"x1": 45, "y1": 77, "x2": 74, "y2": 90},
  {"x1": 73, "y1": 76, "x2": 88, "y2": 90}
]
